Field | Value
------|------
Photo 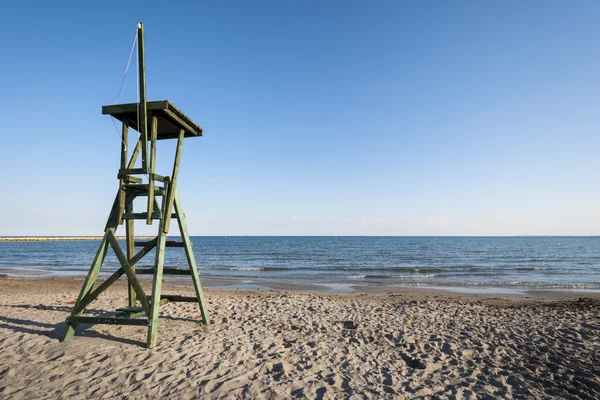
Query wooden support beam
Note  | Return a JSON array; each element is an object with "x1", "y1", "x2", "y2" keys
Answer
[
  {"x1": 163, "y1": 130, "x2": 185, "y2": 233},
  {"x1": 130, "y1": 237, "x2": 157, "y2": 265},
  {"x1": 118, "y1": 120, "x2": 129, "y2": 225},
  {"x1": 174, "y1": 190, "x2": 211, "y2": 325},
  {"x1": 118, "y1": 168, "x2": 147, "y2": 177},
  {"x1": 161, "y1": 178, "x2": 170, "y2": 224},
  {"x1": 122, "y1": 184, "x2": 166, "y2": 197},
  {"x1": 122, "y1": 212, "x2": 169, "y2": 221},
  {"x1": 147, "y1": 230, "x2": 167, "y2": 348},
  {"x1": 73, "y1": 268, "x2": 125, "y2": 315},
  {"x1": 125, "y1": 176, "x2": 143, "y2": 183},
  {"x1": 66, "y1": 316, "x2": 149, "y2": 326},
  {"x1": 61, "y1": 230, "x2": 111, "y2": 341},
  {"x1": 126, "y1": 192, "x2": 136, "y2": 308},
  {"x1": 104, "y1": 193, "x2": 120, "y2": 232},
  {"x1": 147, "y1": 115, "x2": 158, "y2": 225},
  {"x1": 137, "y1": 22, "x2": 148, "y2": 171},
  {"x1": 161, "y1": 295, "x2": 199, "y2": 303},
  {"x1": 127, "y1": 139, "x2": 142, "y2": 169},
  {"x1": 135, "y1": 267, "x2": 191, "y2": 275},
  {"x1": 134, "y1": 240, "x2": 184, "y2": 248},
  {"x1": 162, "y1": 108, "x2": 201, "y2": 137},
  {"x1": 107, "y1": 230, "x2": 150, "y2": 316}
]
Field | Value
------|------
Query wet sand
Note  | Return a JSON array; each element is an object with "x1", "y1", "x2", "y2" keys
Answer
[{"x1": 0, "y1": 276, "x2": 599, "y2": 399}]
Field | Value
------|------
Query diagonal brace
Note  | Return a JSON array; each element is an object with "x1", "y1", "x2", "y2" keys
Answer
[
  {"x1": 73, "y1": 268, "x2": 125, "y2": 315},
  {"x1": 130, "y1": 237, "x2": 157, "y2": 266},
  {"x1": 106, "y1": 230, "x2": 150, "y2": 316}
]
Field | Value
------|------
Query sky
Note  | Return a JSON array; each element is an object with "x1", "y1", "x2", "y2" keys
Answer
[{"x1": 1, "y1": 1, "x2": 599, "y2": 236}]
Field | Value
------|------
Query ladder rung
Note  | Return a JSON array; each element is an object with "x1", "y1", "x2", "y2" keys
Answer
[
  {"x1": 134, "y1": 240, "x2": 185, "y2": 247},
  {"x1": 118, "y1": 168, "x2": 147, "y2": 176},
  {"x1": 122, "y1": 184, "x2": 165, "y2": 196},
  {"x1": 122, "y1": 212, "x2": 162, "y2": 220},
  {"x1": 66, "y1": 316, "x2": 149, "y2": 326},
  {"x1": 161, "y1": 295, "x2": 199, "y2": 303},
  {"x1": 135, "y1": 267, "x2": 192, "y2": 275},
  {"x1": 115, "y1": 306, "x2": 144, "y2": 313}
]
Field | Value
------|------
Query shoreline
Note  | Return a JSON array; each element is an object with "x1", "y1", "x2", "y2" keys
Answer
[{"x1": 1, "y1": 273, "x2": 600, "y2": 300}]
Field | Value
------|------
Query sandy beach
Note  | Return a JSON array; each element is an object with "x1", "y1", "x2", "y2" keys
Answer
[{"x1": 0, "y1": 277, "x2": 598, "y2": 399}]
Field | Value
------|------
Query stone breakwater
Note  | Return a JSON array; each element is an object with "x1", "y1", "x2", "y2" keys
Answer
[{"x1": 0, "y1": 237, "x2": 154, "y2": 242}]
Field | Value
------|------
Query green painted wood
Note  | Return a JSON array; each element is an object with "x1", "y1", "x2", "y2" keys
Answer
[
  {"x1": 102, "y1": 100, "x2": 203, "y2": 139},
  {"x1": 162, "y1": 108, "x2": 202, "y2": 138},
  {"x1": 147, "y1": 115, "x2": 158, "y2": 224},
  {"x1": 66, "y1": 22, "x2": 210, "y2": 347},
  {"x1": 174, "y1": 190, "x2": 211, "y2": 325},
  {"x1": 73, "y1": 268, "x2": 125, "y2": 315},
  {"x1": 67, "y1": 316, "x2": 149, "y2": 326},
  {"x1": 107, "y1": 229, "x2": 150, "y2": 316},
  {"x1": 161, "y1": 294, "x2": 199, "y2": 303},
  {"x1": 134, "y1": 240, "x2": 184, "y2": 248},
  {"x1": 137, "y1": 22, "x2": 148, "y2": 171},
  {"x1": 125, "y1": 176, "x2": 143, "y2": 183},
  {"x1": 161, "y1": 178, "x2": 170, "y2": 220},
  {"x1": 118, "y1": 168, "x2": 147, "y2": 176},
  {"x1": 147, "y1": 230, "x2": 167, "y2": 348},
  {"x1": 126, "y1": 192, "x2": 136, "y2": 308},
  {"x1": 102, "y1": 101, "x2": 168, "y2": 115},
  {"x1": 118, "y1": 121, "x2": 129, "y2": 225},
  {"x1": 135, "y1": 267, "x2": 191, "y2": 275},
  {"x1": 127, "y1": 139, "x2": 142, "y2": 169},
  {"x1": 122, "y1": 184, "x2": 166, "y2": 197},
  {"x1": 163, "y1": 130, "x2": 185, "y2": 233},
  {"x1": 122, "y1": 212, "x2": 167, "y2": 220},
  {"x1": 104, "y1": 193, "x2": 121, "y2": 232},
  {"x1": 61, "y1": 230, "x2": 111, "y2": 341}
]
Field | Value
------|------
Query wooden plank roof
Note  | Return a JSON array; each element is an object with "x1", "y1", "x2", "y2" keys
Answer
[{"x1": 102, "y1": 100, "x2": 203, "y2": 140}]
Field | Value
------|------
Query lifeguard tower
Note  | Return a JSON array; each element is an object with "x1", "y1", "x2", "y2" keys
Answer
[{"x1": 61, "y1": 23, "x2": 210, "y2": 348}]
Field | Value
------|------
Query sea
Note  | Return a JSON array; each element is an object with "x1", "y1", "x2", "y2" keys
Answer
[{"x1": 1, "y1": 236, "x2": 599, "y2": 292}]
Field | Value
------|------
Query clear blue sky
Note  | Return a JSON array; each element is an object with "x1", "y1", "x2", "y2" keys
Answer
[{"x1": 1, "y1": 1, "x2": 599, "y2": 236}]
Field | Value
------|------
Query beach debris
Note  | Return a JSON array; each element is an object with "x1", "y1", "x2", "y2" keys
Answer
[{"x1": 342, "y1": 320, "x2": 358, "y2": 329}]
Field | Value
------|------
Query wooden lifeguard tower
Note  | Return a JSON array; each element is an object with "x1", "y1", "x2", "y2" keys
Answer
[{"x1": 61, "y1": 23, "x2": 210, "y2": 348}]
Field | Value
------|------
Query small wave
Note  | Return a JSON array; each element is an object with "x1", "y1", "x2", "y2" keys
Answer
[
  {"x1": 365, "y1": 274, "x2": 440, "y2": 279},
  {"x1": 361, "y1": 267, "x2": 444, "y2": 274},
  {"x1": 207, "y1": 266, "x2": 289, "y2": 272},
  {"x1": 334, "y1": 274, "x2": 441, "y2": 280}
]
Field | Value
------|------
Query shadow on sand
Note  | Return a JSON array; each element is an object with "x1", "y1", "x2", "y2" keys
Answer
[{"x1": 0, "y1": 305, "x2": 147, "y2": 346}]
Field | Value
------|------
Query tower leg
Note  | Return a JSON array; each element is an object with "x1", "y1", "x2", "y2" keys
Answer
[
  {"x1": 146, "y1": 230, "x2": 167, "y2": 348},
  {"x1": 61, "y1": 230, "x2": 111, "y2": 341},
  {"x1": 125, "y1": 195, "x2": 137, "y2": 308},
  {"x1": 174, "y1": 190, "x2": 210, "y2": 325}
]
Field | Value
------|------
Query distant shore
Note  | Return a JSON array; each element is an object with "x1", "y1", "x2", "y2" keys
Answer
[{"x1": 0, "y1": 236, "x2": 154, "y2": 242}]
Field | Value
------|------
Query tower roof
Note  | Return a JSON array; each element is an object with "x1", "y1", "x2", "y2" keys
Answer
[{"x1": 102, "y1": 100, "x2": 203, "y2": 140}]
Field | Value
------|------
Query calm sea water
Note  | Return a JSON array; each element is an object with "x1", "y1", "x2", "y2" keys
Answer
[{"x1": 1, "y1": 237, "x2": 599, "y2": 290}]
